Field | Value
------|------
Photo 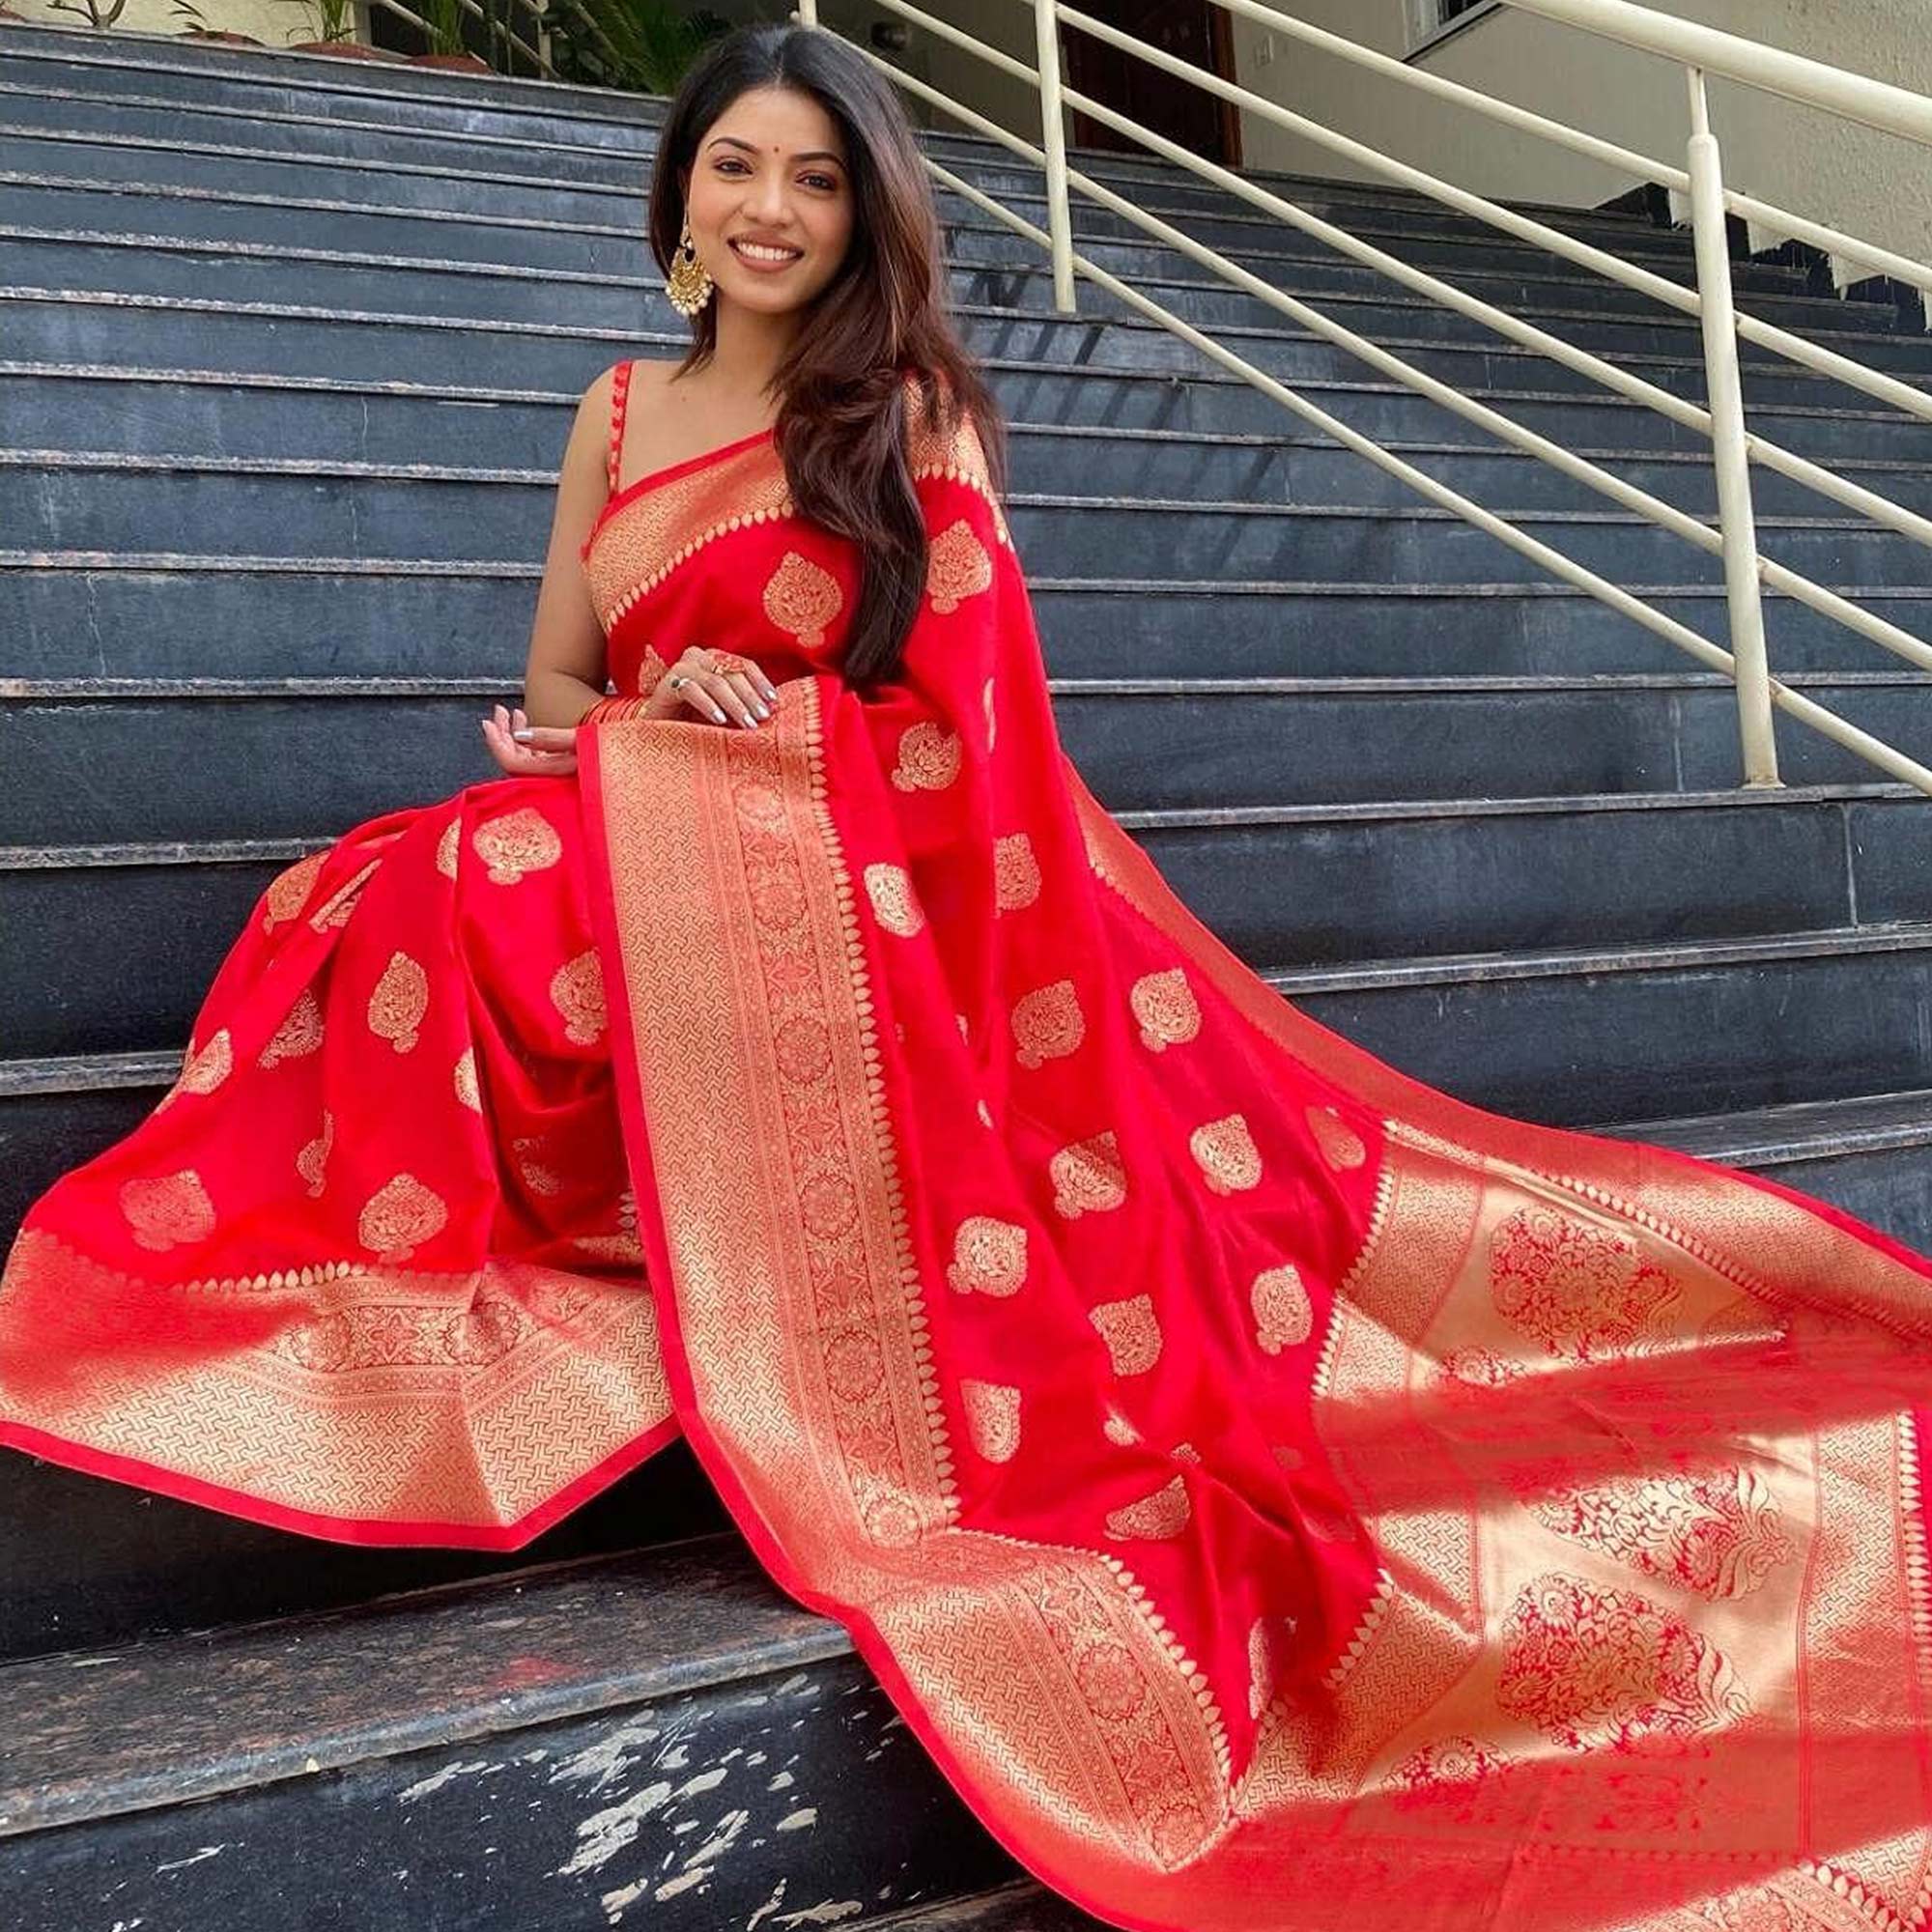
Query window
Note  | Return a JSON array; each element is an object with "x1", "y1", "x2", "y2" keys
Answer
[{"x1": 1407, "y1": 0, "x2": 1502, "y2": 56}]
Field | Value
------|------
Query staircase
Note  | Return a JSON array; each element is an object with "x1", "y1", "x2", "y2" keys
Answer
[{"x1": 5, "y1": 18, "x2": 1932, "y2": 1925}]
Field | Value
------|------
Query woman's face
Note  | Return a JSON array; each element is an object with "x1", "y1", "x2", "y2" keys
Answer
[{"x1": 681, "y1": 84, "x2": 854, "y2": 321}]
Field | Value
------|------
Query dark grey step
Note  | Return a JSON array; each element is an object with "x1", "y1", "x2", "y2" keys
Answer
[
  {"x1": 13, "y1": 456, "x2": 1928, "y2": 589},
  {"x1": 15, "y1": 365, "x2": 1932, "y2": 522},
  {"x1": 12, "y1": 211, "x2": 1832, "y2": 378},
  {"x1": 1287, "y1": 925, "x2": 1932, "y2": 1128},
  {"x1": 13, "y1": 675, "x2": 1932, "y2": 846},
  {"x1": 2, "y1": 190, "x2": 1890, "y2": 379},
  {"x1": 5, "y1": 139, "x2": 1837, "y2": 330},
  {"x1": 14, "y1": 359, "x2": 1932, "y2": 486},
  {"x1": 0, "y1": 51, "x2": 1733, "y2": 261},
  {"x1": 0, "y1": 94, "x2": 1723, "y2": 274},
  {"x1": 6, "y1": 1045, "x2": 1932, "y2": 1677},
  {"x1": 873, "y1": 1881, "x2": 1097, "y2": 1930},
  {"x1": 14, "y1": 550, "x2": 1930, "y2": 686},
  {"x1": 7, "y1": 269, "x2": 1893, "y2": 423},
  {"x1": 3, "y1": 286, "x2": 1899, "y2": 429},
  {"x1": 0, "y1": 19, "x2": 666, "y2": 134},
  {"x1": 5, "y1": 789, "x2": 1927, "y2": 1061},
  {"x1": 0, "y1": 23, "x2": 1754, "y2": 260},
  {"x1": 4, "y1": 193, "x2": 1861, "y2": 363},
  {"x1": 0, "y1": 1529, "x2": 1016, "y2": 1928},
  {"x1": 0, "y1": 49, "x2": 1774, "y2": 277}
]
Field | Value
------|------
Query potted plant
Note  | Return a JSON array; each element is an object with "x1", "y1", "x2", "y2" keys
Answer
[
  {"x1": 277, "y1": 0, "x2": 407, "y2": 59},
  {"x1": 410, "y1": 0, "x2": 488, "y2": 70},
  {"x1": 168, "y1": 0, "x2": 267, "y2": 43},
  {"x1": 551, "y1": 0, "x2": 724, "y2": 94}
]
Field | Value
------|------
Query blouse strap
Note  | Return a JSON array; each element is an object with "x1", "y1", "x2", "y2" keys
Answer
[{"x1": 606, "y1": 359, "x2": 635, "y2": 495}]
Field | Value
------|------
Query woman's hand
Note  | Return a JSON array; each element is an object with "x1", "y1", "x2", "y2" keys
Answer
[
  {"x1": 478, "y1": 652, "x2": 782, "y2": 776},
  {"x1": 481, "y1": 703, "x2": 577, "y2": 777},
  {"x1": 647, "y1": 646, "x2": 780, "y2": 728}
]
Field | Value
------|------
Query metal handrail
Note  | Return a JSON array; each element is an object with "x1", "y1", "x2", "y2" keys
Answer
[
  {"x1": 792, "y1": 0, "x2": 1932, "y2": 798},
  {"x1": 1211, "y1": 0, "x2": 1932, "y2": 302},
  {"x1": 1059, "y1": 4, "x2": 1932, "y2": 428},
  {"x1": 1504, "y1": 0, "x2": 1932, "y2": 149}
]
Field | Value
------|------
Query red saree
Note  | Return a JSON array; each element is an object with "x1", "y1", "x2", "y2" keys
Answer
[{"x1": 5, "y1": 365, "x2": 1932, "y2": 1928}]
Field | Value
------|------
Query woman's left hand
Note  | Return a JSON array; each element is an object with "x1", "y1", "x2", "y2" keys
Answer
[{"x1": 480, "y1": 703, "x2": 577, "y2": 778}]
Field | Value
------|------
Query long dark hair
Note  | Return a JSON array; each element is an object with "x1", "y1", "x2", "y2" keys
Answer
[{"x1": 649, "y1": 23, "x2": 1007, "y2": 686}]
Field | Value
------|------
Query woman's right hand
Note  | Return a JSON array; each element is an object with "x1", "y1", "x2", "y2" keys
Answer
[{"x1": 645, "y1": 646, "x2": 780, "y2": 729}]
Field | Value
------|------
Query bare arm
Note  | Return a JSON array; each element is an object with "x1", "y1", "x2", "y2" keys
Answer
[{"x1": 518, "y1": 365, "x2": 619, "y2": 728}]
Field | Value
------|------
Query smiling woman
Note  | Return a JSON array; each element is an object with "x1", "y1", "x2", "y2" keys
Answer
[{"x1": 8, "y1": 18, "x2": 1932, "y2": 1932}]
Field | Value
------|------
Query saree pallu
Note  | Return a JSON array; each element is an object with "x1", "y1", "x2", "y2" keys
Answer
[
  {"x1": 3, "y1": 380, "x2": 1930, "y2": 1927},
  {"x1": 576, "y1": 405, "x2": 1932, "y2": 1928}
]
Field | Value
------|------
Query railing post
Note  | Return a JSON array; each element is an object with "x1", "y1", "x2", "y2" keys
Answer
[
  {"x1": 1685, "y1": 66, "x2": 1780, "y2": 787},
  {"x1": 1033, "y1": 0, "x2": 1077, "y2": 313}
]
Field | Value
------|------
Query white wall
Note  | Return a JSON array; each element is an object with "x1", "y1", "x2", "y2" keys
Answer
[
  {"x1": 10, "y1": 0, "x2": 368, "y2": 47},
  {"x1": 1227, "y1": 0, "x2": 1932, "y2": 286}
]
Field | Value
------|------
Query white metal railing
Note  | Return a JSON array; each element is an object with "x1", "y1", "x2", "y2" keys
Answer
[{"x1": 791, "y1": 0, "x2": 1932, "y2": 798}]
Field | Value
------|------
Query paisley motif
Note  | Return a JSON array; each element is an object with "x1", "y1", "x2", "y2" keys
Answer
[
  {"x1": 367, "y1": 951, "x2": 428, "y2": 1054},
  {"x1": 1189, "y1": 1113, "x2": 1262, "y2": 1195},
  {"x1": 471, "y1": 806, "x2": 562, "y2": 887},
  {"x1": 1011, "y1": 978, "x2": 1085, "y2": 1070},
  {"x1": 355, "y1": 1173, "x2": 448, "y2": 1263},
  {"x1": 994, "y1": 832, "x2": 1041, "y2": 914},
  {"x1": 1050, "y1": 1130, "x2": 1126, "y2": 1219},
  {"x1": 1490, "y1": 1206, "x2": 1683, "y2": 1361},
  {"x1": 762, "y1": 550, "x2": 844, "y2": 647},
  {"x1": 550, "y1": 949, "x2": 608, "y2": 1046},
  {"x1": 258, "y1": 992, "x2": 323, "y2": 1069},
  {"x1": 118, "y1": 1170, "x2": 217, "y2": 1251},
  {"x1": 961, "y1": 1378, "x2": 1021, "y2": 1463},
  {"x1": 864, "y1": 862, "x2": 924, "y2": 937},
  {"x1": 890, "y1": 720, "x2": 963, "y2": 793},
  {"x1": 925, "y1": 518, "x2": 994, "y2": 613},
  {"x1": 1090, "y1": 1293, "x2": 1162, "y2": 1376},
  {"x1": 946, "y1": 1215, "x2": 1028, "y2": 1296},
  {"x1": 1130, "y1": 969, "x2": 1200, "y2": 1053},
  {"x1": 1250, "y1": 1264, "x2": 1313, "y2": 1353},
  {"x1": 1104, "y1": 1473, "x2": 1190, "y2": 1541}
]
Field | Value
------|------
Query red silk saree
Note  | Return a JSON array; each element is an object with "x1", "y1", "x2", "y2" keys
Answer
[{"x1": 5, "y1": 368, "x2": 1932, "y2": 1928}]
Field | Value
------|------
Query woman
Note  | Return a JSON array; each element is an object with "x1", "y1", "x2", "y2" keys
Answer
[{"x1": 4, "y1": 21, "x2": 1930, "y2": 1930}]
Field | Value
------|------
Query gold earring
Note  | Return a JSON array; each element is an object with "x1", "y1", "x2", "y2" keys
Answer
[{"x1": 666, "y1": 214, "x2": 714, "y2": 317}]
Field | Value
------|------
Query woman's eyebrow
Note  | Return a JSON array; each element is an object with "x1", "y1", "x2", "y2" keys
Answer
[{"x1": 704, "y1": 134, "x2": 845, "y2": 165}]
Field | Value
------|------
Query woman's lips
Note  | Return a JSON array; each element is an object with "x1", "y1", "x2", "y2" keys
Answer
[{"x1": 728, "y1": 238, "x2": 804, "y2": 272}]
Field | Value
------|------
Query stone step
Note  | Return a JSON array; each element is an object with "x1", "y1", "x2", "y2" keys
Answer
[
  {"x1": 2, "y1": 140, "x2": 1839, "y2": 326},
  {"x1": 13, "y1": 357, "x2": 1932, "y2": 480},
  {"x1": 14, "y1": 383, "x2": 1932, "y2": 526},
  {"x1": 2, "y1": 108, "x2": 1719, "y2": 266},
  {"x1": 13, "y1": 549, "x2": 1924, "y2": 684},
  {"x1": 8, "y1": 674, "x2": 1931, "y2": 847},
  {"x1": 7, "y1": 189, "x2": 1879, "y2": 369},
  {"x1": 7, "y1": 286, "x2": 1907, "y2": 428},
  {"x1": 9, "y1": 291, "x2": 1911, "y2": 440},
  {"x1": 3, "y1": 194, "x2": 1868, "y2": 365},
  {"x1": 10, "y1": 456, "x2": 1927, "y2": 589},
  {"x1": 5, "y1": 1075, "x2": 1930, "y2": 1669},
  {"x1": 0, "y1": 25, "x2": 1785, "y2": 261},
  {"x1": 3, "y1": 787, "x2": 1924, "y2": 1061},
  {"x1": 0, "y1": 1529, "x2": 1017, "y2": 1926}
]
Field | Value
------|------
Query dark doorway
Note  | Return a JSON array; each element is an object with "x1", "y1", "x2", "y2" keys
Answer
[{"x1": 1062, "y1": 0, "x2": 1243, "y2": 168}]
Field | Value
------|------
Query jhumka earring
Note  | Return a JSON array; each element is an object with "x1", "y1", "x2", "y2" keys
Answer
[{"x1": 665, "y1": 214, "x2": 714, "y2": 318}]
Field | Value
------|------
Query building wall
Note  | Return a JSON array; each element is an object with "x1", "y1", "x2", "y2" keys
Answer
[
  {"x1": 10, "y1": 0, "x2": 366, "y2": 45},
  {"x1": 1225, "y1": 0, "x2": 1932, "y2": 286}
]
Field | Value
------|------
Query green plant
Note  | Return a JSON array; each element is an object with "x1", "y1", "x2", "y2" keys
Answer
[
  {"x1": 415, "y1": 0, "x2": 468, "y2": 56},
  {"x1": 43, "y1": 0, "x2": 128, "y2": 28},
  {"x1": 553, "y1": 0, "x2": 726, "y2": 96},
  {"x1": 275, "y1": 0, "x2": 355, "y2": 43}
]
